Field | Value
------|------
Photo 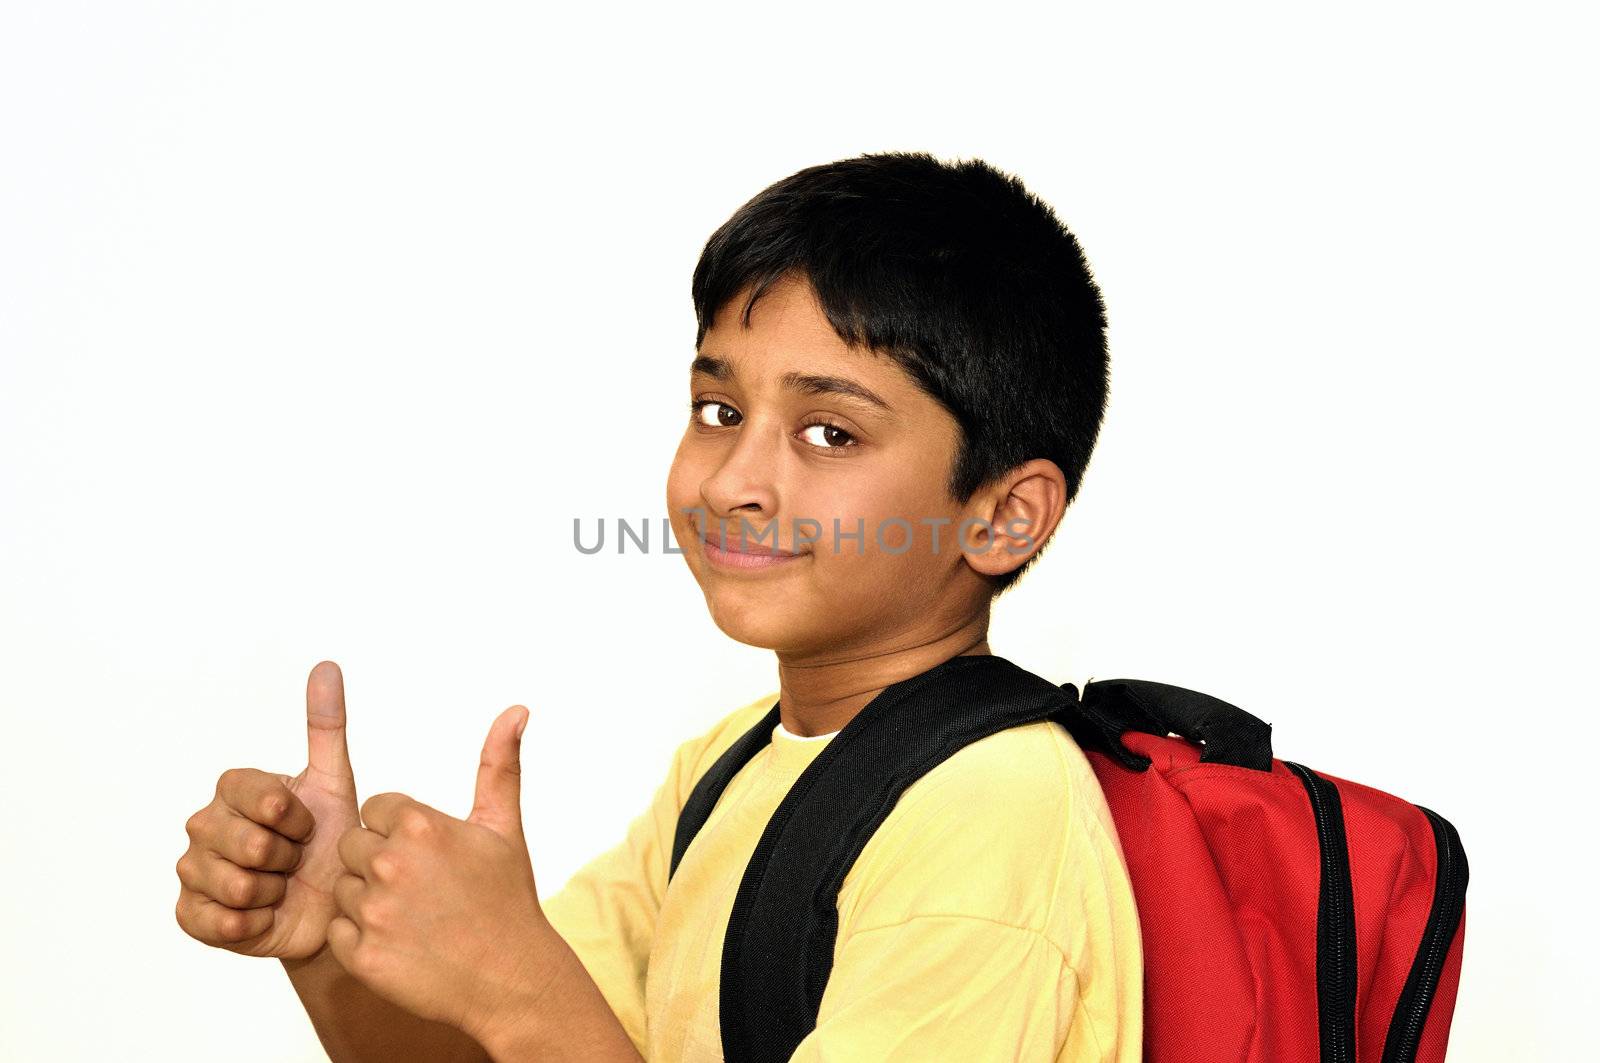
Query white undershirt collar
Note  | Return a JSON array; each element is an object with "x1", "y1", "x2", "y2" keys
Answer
[{"x1": 773, "y1": 720, "x2": 840, "y2": 743}]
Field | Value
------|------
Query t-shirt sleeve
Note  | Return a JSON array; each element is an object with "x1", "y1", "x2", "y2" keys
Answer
[
  {"x1": 538, "y1": 771, "x2": 677, "y2": 1054},
  {"x1": 790, "y1": 914, "x2": 1079, "y2": 1062},
  {"x1": 538, "y1": 699, "x2": 771, "y2": 1056}
]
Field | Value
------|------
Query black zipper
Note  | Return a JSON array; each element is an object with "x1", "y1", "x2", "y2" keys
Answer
[
  {"x1": 1284, "y1": 760, "x2": 1358, "y2": 1063},
  {"x1": 1380, "y1": 804, "x2": 1470, "y2": 1063}
]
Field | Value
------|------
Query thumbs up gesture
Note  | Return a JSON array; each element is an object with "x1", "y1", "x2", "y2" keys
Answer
[
  {"x1": 175, "y1": 660, "x2": 361, "y2": 958},
  {"x1": 325, "y1": 702, "x2": 564, "y2": 1043}
]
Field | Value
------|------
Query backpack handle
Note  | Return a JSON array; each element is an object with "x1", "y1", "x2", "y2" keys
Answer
[{"x1": 1059, "y1": 677, "x2": 1274, "y2": 772}]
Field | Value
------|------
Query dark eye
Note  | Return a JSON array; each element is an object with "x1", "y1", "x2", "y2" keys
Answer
[
  {"x1": 800, "y1": 422, "x2": 857, "y2": 449},
  {"x1": 690, "y1": 399, "x2": 741, "y2": 428}
]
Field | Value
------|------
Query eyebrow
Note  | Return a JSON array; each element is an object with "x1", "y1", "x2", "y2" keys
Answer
[{"x1": 690, "y1": 354, "x2": 895, "y2": 414}]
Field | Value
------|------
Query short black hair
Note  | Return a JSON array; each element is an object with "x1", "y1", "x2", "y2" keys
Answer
[{"x1": 691, "y1": 151, "x2": 1109, "y2": 596}]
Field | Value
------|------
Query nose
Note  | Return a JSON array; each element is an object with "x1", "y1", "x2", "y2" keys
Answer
[{"x1": 697, "y1": 417, "x2": 781, "y2": 538}]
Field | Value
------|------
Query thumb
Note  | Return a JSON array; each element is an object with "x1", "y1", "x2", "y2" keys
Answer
[
  {"x1": 305, "y1": 660, "x2": 356, "y2": 790},
  {"x1": 468, "y1": 704, "x2": 529, "y2": 839}
]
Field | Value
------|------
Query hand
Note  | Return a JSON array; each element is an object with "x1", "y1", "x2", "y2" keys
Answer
[
  {"x1": 175, "y1": 660, "x2": 362, "y2": 959},
  {"x1": 327, "y1": 703, "x2": 560, "y2": 1044}
]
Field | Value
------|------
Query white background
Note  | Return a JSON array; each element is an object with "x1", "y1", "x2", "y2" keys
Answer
[{"x1": 2, "y1": 2, "x2": 1593, "y2": 1060}]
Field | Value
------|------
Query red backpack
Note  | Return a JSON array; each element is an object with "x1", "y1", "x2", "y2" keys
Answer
[
  {"x1": 1072, "y1": 674, "x2": 1468, "y2": 1062},
  {"x1": 670, "y1": 653, "x2": 1469, "y2": 1061}
]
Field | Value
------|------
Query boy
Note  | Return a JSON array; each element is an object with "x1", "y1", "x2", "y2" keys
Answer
[{"x1": 174, "y1": 151, "x2": 1142, "y2": 1061}]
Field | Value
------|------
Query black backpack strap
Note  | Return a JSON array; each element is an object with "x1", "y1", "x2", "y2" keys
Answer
[
  {"x1": 669, "y1": 699, "x2": 782, "y2": 881},
  {"x1": 669, "y1": 662, "x2": 1154, "y2": 886},
  {"x1": 1064, "y1": 676, "x2": 1274, "y2": 772},
  {"x1": 715, "y1": 653, "x2": 1072, "y2": 1062}
]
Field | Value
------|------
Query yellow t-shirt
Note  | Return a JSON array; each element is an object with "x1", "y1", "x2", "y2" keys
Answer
[{"x1": 541, "y1": 691, "x2": 1143, "y2": 1062}]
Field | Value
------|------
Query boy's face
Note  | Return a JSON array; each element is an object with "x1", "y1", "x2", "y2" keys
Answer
[{"x1": 666, "y1": 273, "x2": 997, "y2": 657}]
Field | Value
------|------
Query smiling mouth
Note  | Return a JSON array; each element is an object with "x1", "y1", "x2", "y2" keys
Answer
[{"x1": 699, "y1": 525, "x2": 808, "y2": 569}]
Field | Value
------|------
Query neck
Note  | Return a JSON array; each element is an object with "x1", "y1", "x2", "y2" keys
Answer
[{"x1": 773, "y1": 618, "x2": 992, "y2": 737}]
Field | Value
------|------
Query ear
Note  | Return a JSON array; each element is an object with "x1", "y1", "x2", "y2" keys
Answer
[{"x1": 958, "y1": 459, "x2": 1068, "y2": 579}]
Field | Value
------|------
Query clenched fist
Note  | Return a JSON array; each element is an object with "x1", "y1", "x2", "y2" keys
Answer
[{"x1": 174, "y1": 661, "x2": 361, "y2": 959}]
